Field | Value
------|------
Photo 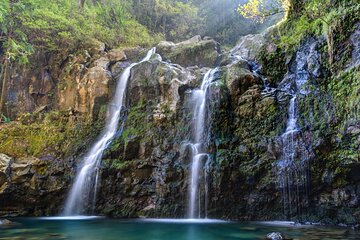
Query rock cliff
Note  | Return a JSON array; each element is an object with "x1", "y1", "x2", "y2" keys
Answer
[{"x1": 0, "y1": 10, "x2": 359, "y2": 226}]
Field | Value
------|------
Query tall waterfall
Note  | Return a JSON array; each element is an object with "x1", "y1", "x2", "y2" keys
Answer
[
  {"x1": 63, "y1": 48, "x2": 156, "y2": 216},
  {"x1": 188, "y1": 68, "x2": 218, "y2": 219}
]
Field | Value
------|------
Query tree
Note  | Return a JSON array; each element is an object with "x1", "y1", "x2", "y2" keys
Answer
[
  {"x1": 132, "y1": 0, "x2": 203, "y2": 41},
  {"x1": 0, "y1": 0, "x2": 34, "y2": 114},
  {"x1": 79, "y1": 0, "x2": 104, "y2": 10},
  {"x1": 238, "y1": 0, "x2": 289, "y2": 23}
]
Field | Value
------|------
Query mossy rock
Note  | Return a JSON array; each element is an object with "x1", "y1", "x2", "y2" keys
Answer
[{"x1": 157, "y1": 35, "x2": 220, "y2": 68}]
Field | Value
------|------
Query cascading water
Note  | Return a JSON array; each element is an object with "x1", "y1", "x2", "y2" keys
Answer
[
  {"x1": 187, "y1": 68, "x2": 218, "y2": 219},
  {"x1": 248, "y1": 61, "x2": 276, "y2": 94},
  {"x1": 277, "y1": 93, "x2": 312, "y2": 218},
  {"x1": 63, "y1": 48, "x2": 156, "y2": 216},
  {"x1": 275, "y1": 40, "x2": 319, "y2": 219}
]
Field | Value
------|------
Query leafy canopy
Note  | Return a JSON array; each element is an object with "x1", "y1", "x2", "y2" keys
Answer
[
  {"x1": 0, "y1": 0, "x2": 160, "y2": 64},
  {"x1": 238, "y1": 0, "x2": 289, "y2": 23}
]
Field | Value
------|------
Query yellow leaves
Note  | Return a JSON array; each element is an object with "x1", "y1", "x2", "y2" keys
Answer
[
  {"x1": 237, "y1": 0, "x2": 266, "y2": 23},
  {"x1": 238, "y1": 0, "x2": 290, "y2": 23}
]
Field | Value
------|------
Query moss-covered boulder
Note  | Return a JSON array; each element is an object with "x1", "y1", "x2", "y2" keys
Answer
[
  {"x1": 221, "y1": 60, "x2": 261, "y2": 102},
  {"x1": 157, "y1": 35, "x2": 220, "y2": 68}
]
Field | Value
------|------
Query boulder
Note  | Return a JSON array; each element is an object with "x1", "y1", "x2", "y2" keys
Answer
[
  {"x1": 157, "y1": 35, "x2": 220, "y2": 68},
  {"x1": 0, "y1": 155, "x2": 70, "y2": 216},
  {"x1": 128, "y1": 59, "x2": 195, "y2": 113},
  {"x1": 83, "y1": 38, "x2": 106, "y2": 56},
  {"x1": 94, "y1": 57, "x2": 110, "y2": 69},
  {"x1": 222, "y1": 60, "x2": 261, "y2": 100},
  {"x1": 107, "y1": 49, "x2": 127, "y2": 62},
  {"x1": 0, "y1": 219, "x2": 15, "y2": 226},
  {"x1": 0, "y1": 154, "x2": 12, "y2": 190},
  {"x1": 10, "y1": 157, "x2": 44, "y2": 184},
  {"x1": 231, "y1": 34, "x2": 266, "y2": 61},
  {"x1": 58, "y1": 54, "x2": 113, "y2": 119},
  {"x1": 122, "y1": 47, "x2": 146, "y2": 61},
  {"x1": 265, "y1": 232, "x2": 291, "y2": 240}
]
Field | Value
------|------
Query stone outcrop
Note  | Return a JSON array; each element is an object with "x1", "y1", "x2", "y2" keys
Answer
[
  {"x1": 57, "y1": 53, "x2": 113, "y2": 119},
  {"x1": 0, "y1": 19, "x2": 359, "y2": 228},
  {"x1": 3, "y1": 40, "x2": 140, "y2": 120},
  {"x1": 157, "y1": 35, "x2": 220, "y2": 68},
  {"x1": 0, "y1": 153, "x2": 71, "y2": 216},
  {"x1": 230, "y1": 34, "x2": 266, "y2": 61}
]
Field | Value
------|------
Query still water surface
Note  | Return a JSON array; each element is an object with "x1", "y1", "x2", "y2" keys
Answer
[{"x1": 0, "y1": 218, "x2": 359, "y2": 240}]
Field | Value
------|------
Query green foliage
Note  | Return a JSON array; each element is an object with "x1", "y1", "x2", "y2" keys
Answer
[
  {"x1": 328, "y1": 66, "x2": 360, "y2": 123},
  {"x1": 110, "y1": 159, "x2": 130, "y2": 170},
  {"x1": 0, "y1": 113, "x2": 10, "y2": 123},
  {"x1": 0, "y1": 111, "x2": 103, "y2": 158},
  {"x1": 258, "y1": 48, "x2": 286, "y2": 84},
  {"x1": 238, "y1": 0, "x2": 288, "y2": 23},
  {"x1": 0, "y1": 1, "x2": 34, "y2": 64},
  {"x1": 132, "y1": 0, "x2": 280, "y2": 45},
  {"x1": 132, "y1": 0, "x2": 203, "y2": 41},
  {"x1": 122, "y1": 100, "x2": 152, "y2": 143},
  {"x1": 0, "y1": 0, "x2": 284, "y2": 62},
  {"x1": 121, "y1": 20, "x2": 163, "y2": 47},
  {"x1": 195, "y1": 0, "x2": 279, "y2": 46},
  {"x1": 0, "y1": 0, "x2": 161, "y2": 64},
  {"x1": 274, "y1": 0, "x2": 359, "y2": 51}
]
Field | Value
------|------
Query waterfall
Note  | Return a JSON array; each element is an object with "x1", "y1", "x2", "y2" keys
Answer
[
  {"x1": 275, "y1": 41, "x2": 317, "y2": 219},
  {"x1": 187, "y1": 68, "x2": 218, "y2": 219},
  {"x1": 63, "y1": 47, "x2": 156, "y2": 216},
  {"x1": 277, "y1": 94, "x2": 310, "y2": 218}
]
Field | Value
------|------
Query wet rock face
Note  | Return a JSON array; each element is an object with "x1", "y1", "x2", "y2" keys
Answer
[
  {"x1": 96, "y1": 57, "x2": 200, "y2": 218},
  {"x1": 94, "y1": 43, "x2": 282, "y2": 219},
  {"x1": 1, "y1": 29, "x2": 359, "y2": 225},
  {"x1": 349, "y1": 23, "x2": 360, "y2": 68},
  {"x1": 277, "y1": 38, "x2": 323, "y2": 96}
]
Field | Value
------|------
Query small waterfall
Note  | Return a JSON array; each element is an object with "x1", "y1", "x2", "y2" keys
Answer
[
  {"x1": 248, "y1": 61, "x2": 275, "y2": 94},
  {"x1": 285, "y1": 96, "x2": 297, "y2": 134},
  {"x1": 188, "y1": 68, "x2": 218, "y2": 219},
  {"x1": 277, "y1": 94, "x2": 310, "y2": 218},
  {"x1": 63, "y1": 48, "x2": 156, "y2": 216},
  {"x1": 275, "y1": 41, "x2": 317, "y2": 219}
]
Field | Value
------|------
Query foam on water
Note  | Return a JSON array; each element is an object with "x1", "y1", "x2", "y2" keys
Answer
[
  {"x1": 39, "y1": 216, "x2": 104, "y2": 220},
  {"x1": 136, "y1": 218, "x2": 228, "y2": 224},
  {"x1": 257, "y1": 221, "x2": 314, "y2": 228}
]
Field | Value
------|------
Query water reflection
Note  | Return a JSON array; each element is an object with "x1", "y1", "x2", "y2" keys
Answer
[{"x1": 0, "y1": 218, "x2": 359, "y2": 240}]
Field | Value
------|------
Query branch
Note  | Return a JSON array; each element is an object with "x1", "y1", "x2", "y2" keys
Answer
[{"x1": 263, "y1": 9, "x2": 286, "y2": 18}]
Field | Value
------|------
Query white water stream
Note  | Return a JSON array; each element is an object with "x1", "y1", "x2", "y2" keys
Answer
[
  {"x1": 188, "y1": 68, "x2": 218, "y2": 219},
  {"x1": 63, "y1": 48, "x2": 156, "y2": 216}
]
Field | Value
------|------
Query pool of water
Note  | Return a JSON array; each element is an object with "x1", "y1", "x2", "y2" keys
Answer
[{"x1": 0, "y1": 218, "x2": 359, "y2": 240}]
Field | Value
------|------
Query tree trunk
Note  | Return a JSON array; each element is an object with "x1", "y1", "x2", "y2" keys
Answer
[
  {"x1": 0, "y1": 58, "x2": 9, "y2": 114},
  {"x1": 79, "y1": 0, "x2": 86, "y2": 9},
  {"x1": 92, "y1": 0, "x2": 98, "y2": 5}
]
